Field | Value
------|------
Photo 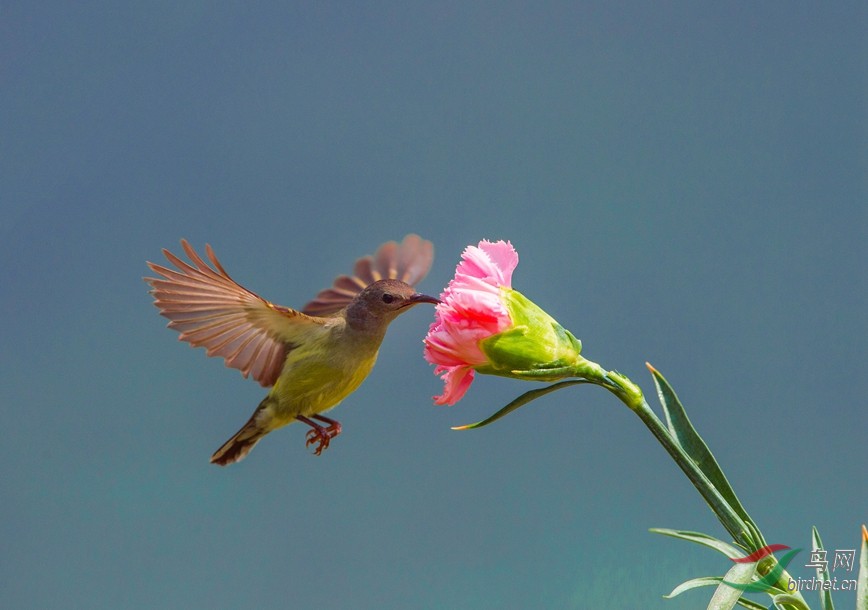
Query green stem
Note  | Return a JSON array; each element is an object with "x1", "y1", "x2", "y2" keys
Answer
[
  {"x1": 575, "y1": 366, "x2": 747, "y2": 543},
  {"x1": 630, "y1": 397, "x2": 753, "y2": 549},
  {"x1": 601, "y1": 376, "x2": 809, "y2": 606}
]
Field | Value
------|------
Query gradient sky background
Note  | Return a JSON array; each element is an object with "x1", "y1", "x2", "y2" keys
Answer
[{"x1": 2, "y1": 3, "x2": 865, "y2": 609}]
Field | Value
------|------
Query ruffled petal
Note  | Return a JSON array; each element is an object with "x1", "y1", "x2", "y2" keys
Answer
[
  {"x1": 475, "y1": 240, "x2": 518, "y2": 287},
  {"x1": 453, "y1": 240, "x2": 518, "y2": 289},
  {"x1": 432, "y1": 365, "x2": 476, "y2": 406},
  {"x1": 423, "y1": 239, "x2": 520, "y2": 404}
]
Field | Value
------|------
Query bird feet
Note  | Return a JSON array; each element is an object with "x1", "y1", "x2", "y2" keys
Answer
[{"x1": 297, "y1": 415, "x2": 342, "y2": 455}]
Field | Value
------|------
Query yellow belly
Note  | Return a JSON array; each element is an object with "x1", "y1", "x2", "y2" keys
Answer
[{"x1": 267, "y1": 350, "x2": 378, "y2": 424}]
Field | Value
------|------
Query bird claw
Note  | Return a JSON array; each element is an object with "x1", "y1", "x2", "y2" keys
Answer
[
  {"x1": 305, "y1": 428, "x2": 331, "y2": 455},
  {"x1": 298, "y1": 416, "x2": 342, "y2": 455}
]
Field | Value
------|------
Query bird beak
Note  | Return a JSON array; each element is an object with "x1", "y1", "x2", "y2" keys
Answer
[{"x1": 407, "y1": 293, "x2": 440, "y2": 306}]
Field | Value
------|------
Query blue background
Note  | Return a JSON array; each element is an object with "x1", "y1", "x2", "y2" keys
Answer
[{"x1": 2, "y1": 2, "x2": 865, "y2": 608}]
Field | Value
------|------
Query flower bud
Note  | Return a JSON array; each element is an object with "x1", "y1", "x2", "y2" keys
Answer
[{"x1": 424, "y1": 240, "x2": 585, "y2": 405}]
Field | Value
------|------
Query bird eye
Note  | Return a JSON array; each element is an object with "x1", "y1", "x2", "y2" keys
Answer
[{"x1": 381, "y1": 294, "x2": 395, "y2": 304}]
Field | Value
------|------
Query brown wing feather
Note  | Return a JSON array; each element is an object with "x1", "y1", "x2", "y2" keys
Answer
[
  {"x1": 302, "y1": 234, "x2": 434, "y2": 316},
  {"x1": 145, "y1": 240, "x2": 326, "y2": 387},
  {"x1": 394, "y1": 233, "x2": 434, "y2": 287}
]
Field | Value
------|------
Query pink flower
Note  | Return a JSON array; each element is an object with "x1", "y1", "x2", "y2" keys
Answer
[
  {"x1": 423, "y1": 240, "x2": 520, "y2": 405},
  {"x1": 425, "y1": 239, "x2": 586, "y2": 406}
]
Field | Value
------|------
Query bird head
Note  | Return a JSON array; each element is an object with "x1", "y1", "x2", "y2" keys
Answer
[{"x1": 346, "y1": 279, "x2": 440, "y2": 331}]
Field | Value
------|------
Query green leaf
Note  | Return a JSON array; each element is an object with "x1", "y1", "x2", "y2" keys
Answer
[
  {"x1": 708, "y1": 561, "x2": 756, "y2": 610},
  {"x1": 649, "y1": 528, "x2": 744, "y2": 559},
  {"x1": 451, "y1": 380, "x2": 587, "y2": 430},
  {"x1": 812, "y1": 526, "x2": 835, "y2": 610},
  {"x1": 662, "y1": 576, "x2": 786, "y2": 609},
  {"x1": 770, "y1": 594, "x2": 813, "y2": 610},
  {"x1": 857, "y1": 525, "x2": 868, "y2": 610},
  {"x1": 734, "y1": 599, "x2": 771, "y2": 610},
  {"x1": 646, "y1": 363, "x2": 765, "y2": 549},
  {"x1": 663, "y1": 576, "x2": 722, "y2": 598}
]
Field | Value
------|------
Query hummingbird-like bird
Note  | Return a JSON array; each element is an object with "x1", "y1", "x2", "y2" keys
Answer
[{"x1": 145, "y1": 235, "x2": 438, "y2": 466}]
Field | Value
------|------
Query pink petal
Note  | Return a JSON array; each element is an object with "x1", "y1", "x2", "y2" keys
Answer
[
  {"x1": 423, "y1": 239, "x2": 520, "y2": 404},
  {"x1": 476, "y1": 240, "x2": 519, "y2": 287},
  {"x1": 424, "y1": 320, "x2": 491, "y2": 367},
  {"x1": 453, "y1": 240, "x2": 518, "y2": 289},
  {"x1": 432, "y1": 365, "x2": 476, "y2": 406}
]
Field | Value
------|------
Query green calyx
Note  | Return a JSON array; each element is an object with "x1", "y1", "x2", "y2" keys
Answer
[{"x1": 477, "y1": 288, "x2": 583, "y2": 380}]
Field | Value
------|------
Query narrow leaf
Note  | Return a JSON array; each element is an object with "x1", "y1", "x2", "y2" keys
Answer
[
  {"x1": 855, "y1": 524, "x2": 867, "y2": 610},
  {"x1": 663, "y1": 576, "x2": 722, "y2": 598},
  {"x1": 646, "y1": 363, "x2": 764, "y2": 549},
  {"x1": 812, "y1": 526, "x2": 835, "y2": 610},
  {"x1": 708, "y1": 561, "x2": 756, "y2": 610},
  {"x1": 770, "y1": 594, "x2": 813, "y2": 610},
  {"x1": 734, "y1": 599, "x2": 771, "y2": 610},
  {"x1": 451, "y1": 380, "x2": 587, "y2": 430},
  {"x1": 650, "y1": 528, "x2": 744, "y2": 559}
]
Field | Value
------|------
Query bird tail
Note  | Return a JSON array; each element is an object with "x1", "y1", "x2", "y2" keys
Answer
[{"x1": 210, "y1": 399, "x2": 273, "y2": 466}]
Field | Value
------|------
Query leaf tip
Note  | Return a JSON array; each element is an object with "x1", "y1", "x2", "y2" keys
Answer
[
  {"x1": 862, "y1": 524, "x2": 867, "y2": 543},
  {"x1": 645, "y1": 361, "x2": 657, "y2": 374}
]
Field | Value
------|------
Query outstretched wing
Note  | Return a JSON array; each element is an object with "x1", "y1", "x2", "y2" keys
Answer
[
  {"x1": 145, "y1": 240, "x2": 328, "y2": 387},
  {"x1": 302, "y1": 234, "x2": 434, "y2": 316}
]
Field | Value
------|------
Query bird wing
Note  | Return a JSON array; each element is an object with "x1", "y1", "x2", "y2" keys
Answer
[
  {"x1": 301, "y1": 234, "x2": 435, "y2": 316},
  {"x1": 145, "y1": 240, "x2": 328, "y2": 387}
]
